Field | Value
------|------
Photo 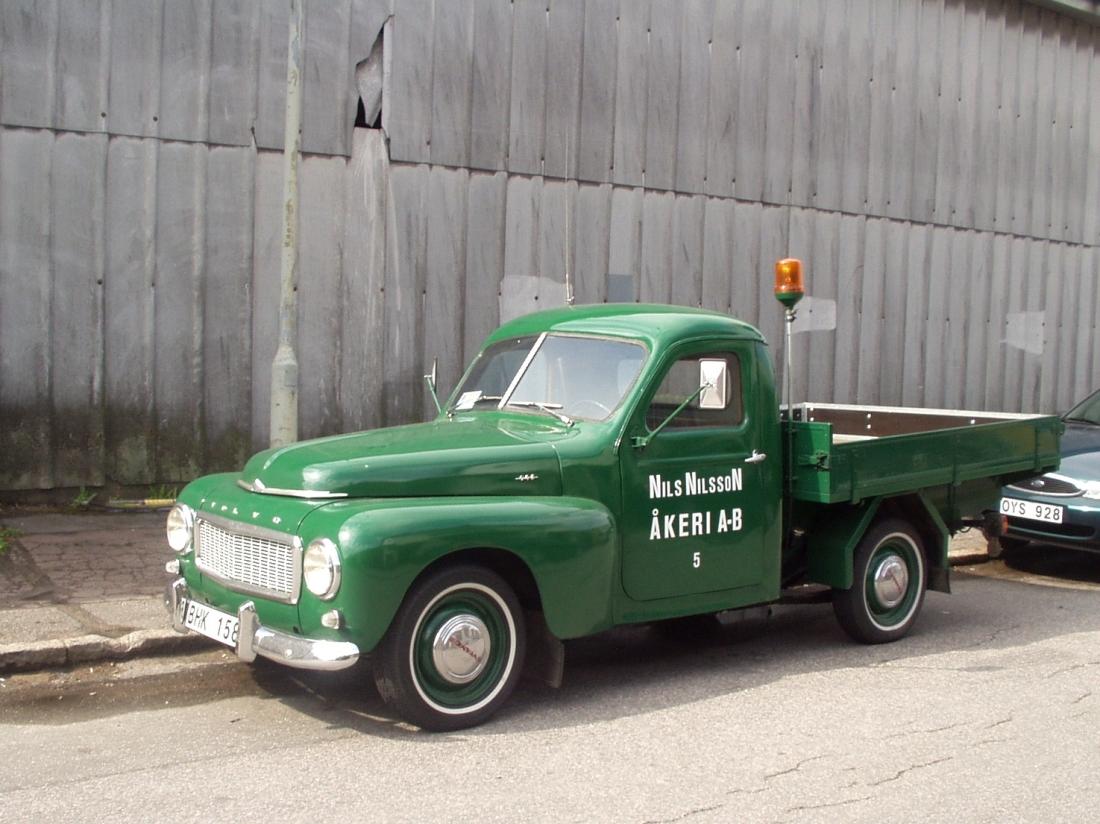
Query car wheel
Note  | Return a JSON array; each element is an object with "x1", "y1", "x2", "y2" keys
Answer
[
  {"x1": 833, "y1": 519, "x2": 926, "y2": 644},
  {"x1": 373, "y1": 565, "x2": 526, "y2": 731}
]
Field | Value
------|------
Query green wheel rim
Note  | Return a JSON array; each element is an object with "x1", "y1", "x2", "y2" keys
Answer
[
  {"x1": 410, "y1": 584, "x2": 514, "y2": 713},
  {"x1": 863, "y1": 534, "x2": 922, "y2": 631}
]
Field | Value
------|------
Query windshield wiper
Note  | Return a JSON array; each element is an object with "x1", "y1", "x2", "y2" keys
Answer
[{"x1": 506, "y1": 400, "x2": 574, "y2": 427}]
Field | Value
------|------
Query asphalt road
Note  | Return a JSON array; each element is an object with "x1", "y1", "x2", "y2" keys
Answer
[{"x1": 2, "y1": 549, "x2": 1100, "y2": 824}]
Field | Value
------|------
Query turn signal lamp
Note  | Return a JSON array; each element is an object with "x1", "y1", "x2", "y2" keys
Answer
[{"x1": 774, "y1": 258, "x2": 804, "y2": 309}]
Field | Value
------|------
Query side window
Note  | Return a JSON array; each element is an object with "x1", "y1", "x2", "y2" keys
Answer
[{"x1": 646, "y1": 353, "x2": 743, "y2": 430}]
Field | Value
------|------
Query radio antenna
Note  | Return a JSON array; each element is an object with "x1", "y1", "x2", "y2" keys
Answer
[{"x1": 564, "y1": 182, "x2": 575, "y2": 306}]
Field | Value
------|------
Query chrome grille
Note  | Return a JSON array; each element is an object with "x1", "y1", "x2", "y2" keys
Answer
[{"x1": 195, "y1": 515, "x2": 301, "y2": 603}]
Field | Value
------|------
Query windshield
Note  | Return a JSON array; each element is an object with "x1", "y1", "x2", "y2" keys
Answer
[
  {"x1": 452, "y1": 334, "x2": 647, "y2": 421},
  {"x1": 1064, "y1": 389, "x2": 1100, "y2": 425}
]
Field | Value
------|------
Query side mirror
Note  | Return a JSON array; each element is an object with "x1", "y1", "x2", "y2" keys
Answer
[
  {"x1": 698, "y1": 359, "x2": 728, "y2": 410},
  {"x1": 424, "y1": 357, "x2": 442, "y2": 414}
]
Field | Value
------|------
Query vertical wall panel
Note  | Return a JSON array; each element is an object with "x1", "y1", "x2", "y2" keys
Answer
[
  {"x1": 841, "y1": 0, "x2": 872, "y2": 216},
  {"x1": 643, "y1": 0, "x2": 681, "y2": 191},
  {"x1": 788, "y1": 0, "x2": 820, "y2": 207},
  {"x1": 932, "y1": 0, "x2": 962, "y2": 226},
  {"x1": 382, "y1": 163, "x2": 428, "y2": 425},
  {"x1": 833, "y1": 214, "x2": 866, "y2": 405},
  {"x1": 544, "y1": 0, "x2": 584, "y2": 179},
  {"x1": 208, "y1": 0, "x2": 259, "y2": 148},
  {"x1": 973, "y1": 0, "x2": 1004, "y2": 232},
  {"x1": 963, "y1": 232, "x2": 993, "y2": 411},
  {"x1": 202, "y1": 147, "x2": 254, "y2": 469},
  {"x1": 301, "y1": 0, "x2": 352, "y2": 157},
  {"x1": 297, "y1": 156, "x2": 346, "y2": 437},
  {"x1": 856, "y1": 219, "x2": 887, "y2": 405},
  {"x1": 423, "y1": 167, "x2": 469, "y2": 417},
  {"x1": 911, "y1": 0, "x2": 942, "y2": 224},
  {"x1": 1038, "y1": 241, "x2": 1063, "y2": 412},
  {"x1": 701, "y1": 198, "x2": 733, "y2": 313},
  {"x1": 249, "y1": 151, "x2": 282, "y2": 450},
  {"x1": 674, "y1": 0, "x2": 713, "y2": 194},
  {"x1": 607, "y1": 186, "x2": 643, "y2": 295},
  {"x1": 153, "y1": 142, "x2": 204, "y2": 481},
  {"x1": 1029, "y1": 12, "x2": 1058, "y2": 240},
  {"x1": 463, "y1": 172, "x2": 507, "y2": 363},
  {"x1": 469, "y1": 0, "x2": 513, "y2": 171},
  {"x1": 762, "y1": 0, "x2": 797, "y2": 205},
  {"x1": 387, "y1": 0, "x2": 433, "y2": 160},
  {"x1": 429, "y1": 1, "x2": 474, "y2": 168},
  {"x1": 900, "y1": 223, "x2": 930, "y2": 407},
  {"x1": 0, "y1": 130, "x2": 54, "y2": 489},
  {"x1": 611, "y1": 0, "x2": 650, "y2": 187},
  {"x1": 879, "y1": 220, "x2": 911, "y2": 406},
  {"x1": 103, "y1": 137, "x2": 157, "y2": 483},
  {"x1": 729, "y1": 202, "x2": 762, "y2": 321},
  {"x1": 573, "y1": 183, "x2": 612, "y2": 306},
  {"x1": 669, "y1": 196, "x2": 705, "y2": 307},
  {"x1": 1086, "y1": 35, "x2": 1100, "y2": 244},
  {"x1": 734, "y1": 0, "x2": 770, "y2": 203},
  {"x1": 55, "y1": 0, "x2": 108, "y2": 133},
  {"x1": 107, "y1": 0, "x2": 163, "y2": 139},
  {"x1": 1066, "y1": 24, "x2": 1091, "y2": 243},
  {"x1": 640, "y1": 192, "x2": 674, "y2": 303},
  {"x1": 159, "y1": 0, "x2": 211, "y2": 144},
  {"x1": 786, "y1": 208, "x2": 815, "y2": 400},
  {"x1": 1072, "y1": 248, "x2": 1096, "y2": 401},
  {"x1": 507, "y1": 0, "x2": 548, "y2": 175},
  {"x1": 341, "y1": 129, "x2": 389, "y2": 432},
  {"x1": 576, "y1": 0, "x2": 618, "y2": 182},
  {"x1": 1012, "y1": 4, "x2": 1041, "y2": 237},
  {"x1": 703, "y1": 0, "x2": 739, "y2": 198},
  {"x1": 885, "y1": 0, "x2": 919, "y2": 221},
  {"x1": 865, "y1": 0, "x2": 896, "y2": 217},
  {"x1": 537, "y1": 180, "x2": 572, "y2": 306},
  {"x1": 0, "y1": 0, "x2": 58, "y2": 129},
  {"x1": 50, "y1": 133, "x2": 107, "y2": 487},
  {"x1": 993, "y1": 2, "x2": 1021, "y2": 233},
  {"x1": 985, "y1": 233, "x2": 1012, "y2": 410},
  {"x1": 953, "y1": 0, "x2": 983, "y2": 230}
]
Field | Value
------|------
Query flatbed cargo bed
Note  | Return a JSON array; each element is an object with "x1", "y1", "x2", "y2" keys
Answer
[{"x1": 786, "y1": 402, "x2": 1063, "y2": 504}]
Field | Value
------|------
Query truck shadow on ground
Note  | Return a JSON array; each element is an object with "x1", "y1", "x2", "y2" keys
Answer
[{"x1": 248, "y1": 571, "x2": 1099, "y2": 738}]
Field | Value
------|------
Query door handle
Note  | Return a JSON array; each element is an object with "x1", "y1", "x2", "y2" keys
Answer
[{"x1": 744, "y1": 450, "x2": 767, "y2": 464}]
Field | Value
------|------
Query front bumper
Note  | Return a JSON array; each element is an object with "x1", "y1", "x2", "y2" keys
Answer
[{"x1": 165, "y1": 578, "x2": 360, "y2": 671}]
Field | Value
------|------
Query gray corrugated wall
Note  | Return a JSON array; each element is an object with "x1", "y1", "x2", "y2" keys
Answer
[{"x1": 1, "y1": 0, "x2": 1098, "y2": 491}]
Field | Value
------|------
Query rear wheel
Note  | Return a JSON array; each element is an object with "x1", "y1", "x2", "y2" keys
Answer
[
  {"x1": 373, "y1": 565, "x2": 526, "y2": 731},
  {"x1": 833, "y1": 519, "x2": 926, "y2": 644}
]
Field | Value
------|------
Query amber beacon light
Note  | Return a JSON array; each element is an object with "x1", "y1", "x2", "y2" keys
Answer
[{"x1": 774, "y1": 257, "x2": 804, "y2": 309}]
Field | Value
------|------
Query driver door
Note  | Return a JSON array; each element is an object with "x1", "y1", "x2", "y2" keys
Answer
[{"x1": 619, "y1": 342, "x2": 772, "y2": 601}]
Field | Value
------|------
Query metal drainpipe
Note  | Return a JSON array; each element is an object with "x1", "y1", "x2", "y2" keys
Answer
[{"x1": 270, "y1": 0, "x2": 303, "y2": 448}]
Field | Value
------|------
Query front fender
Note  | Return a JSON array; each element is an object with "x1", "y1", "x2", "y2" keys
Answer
[{"x1": 299, "y1": 497, "x2": 618, "y2": 653}]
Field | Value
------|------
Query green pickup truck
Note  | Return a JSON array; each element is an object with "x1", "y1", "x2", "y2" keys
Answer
[{"x1": 165, "y1": 301, "x2": 1061, "y2": 730}]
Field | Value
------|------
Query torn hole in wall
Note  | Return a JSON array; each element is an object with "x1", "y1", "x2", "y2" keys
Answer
[{"x1": 355, "y1": 25, "x2": 385, "y2": 130}]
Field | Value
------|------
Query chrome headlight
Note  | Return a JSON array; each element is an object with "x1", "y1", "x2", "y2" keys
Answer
[
  {"x1": 303, "y1": 538, "x2": 342, "y2": 600},
  {"x1": 166, "y1": 504, "x2": 195, "y2": 553}
]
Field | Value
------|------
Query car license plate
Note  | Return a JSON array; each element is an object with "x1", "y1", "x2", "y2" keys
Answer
[
  {"x1": 1000, "y1": 497, "x2": 1064, "y2": 524},
  {"x1": 182, "y1": 598, "x2": 239, "y2": 647}
]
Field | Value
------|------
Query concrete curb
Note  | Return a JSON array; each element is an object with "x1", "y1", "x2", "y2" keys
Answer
[
  {"x1": 949, "y1": 552, "x2": 990, "y2": 567},
  {"x1": 0, "y1": 628, "x2": 217, "y2": 674}
]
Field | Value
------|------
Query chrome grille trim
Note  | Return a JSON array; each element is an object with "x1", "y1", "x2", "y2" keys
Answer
[{"x1": 194, "y1": 512, "x2": 302, "y2": 604}]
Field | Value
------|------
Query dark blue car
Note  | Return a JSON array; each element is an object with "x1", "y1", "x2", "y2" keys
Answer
[{"x1": 999, "y1": 389, "x2": 1100, "y2": 553}]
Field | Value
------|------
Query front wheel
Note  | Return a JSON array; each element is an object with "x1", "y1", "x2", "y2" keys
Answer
[
  {"x1": 373, "y1": 565, "x2": 526, "y2": 731},
  {"x1": 833, "y1": 519, "x2": 927, "y2": 644}
]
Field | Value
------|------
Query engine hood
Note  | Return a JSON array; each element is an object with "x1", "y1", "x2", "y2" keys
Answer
[{"x1": 239, "y1": 416, "x2": 566, "y2": 499}]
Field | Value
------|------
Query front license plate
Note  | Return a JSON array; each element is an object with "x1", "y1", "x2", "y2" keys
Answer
[
  {"x1": 1000, "y1": 497, "x2": 1064, "y2": 525},
  {"x1": 182, "y1": 599, "x2": 239, "y2": 647}
]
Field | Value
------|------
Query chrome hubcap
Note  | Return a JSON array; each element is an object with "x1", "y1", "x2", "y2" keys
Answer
[
  {"x1": 431, "y1": 614, "x2": 491, "y2": 684},
  {"x1": 872, "y1": 555, "x2": 909, "y2": 609}
]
